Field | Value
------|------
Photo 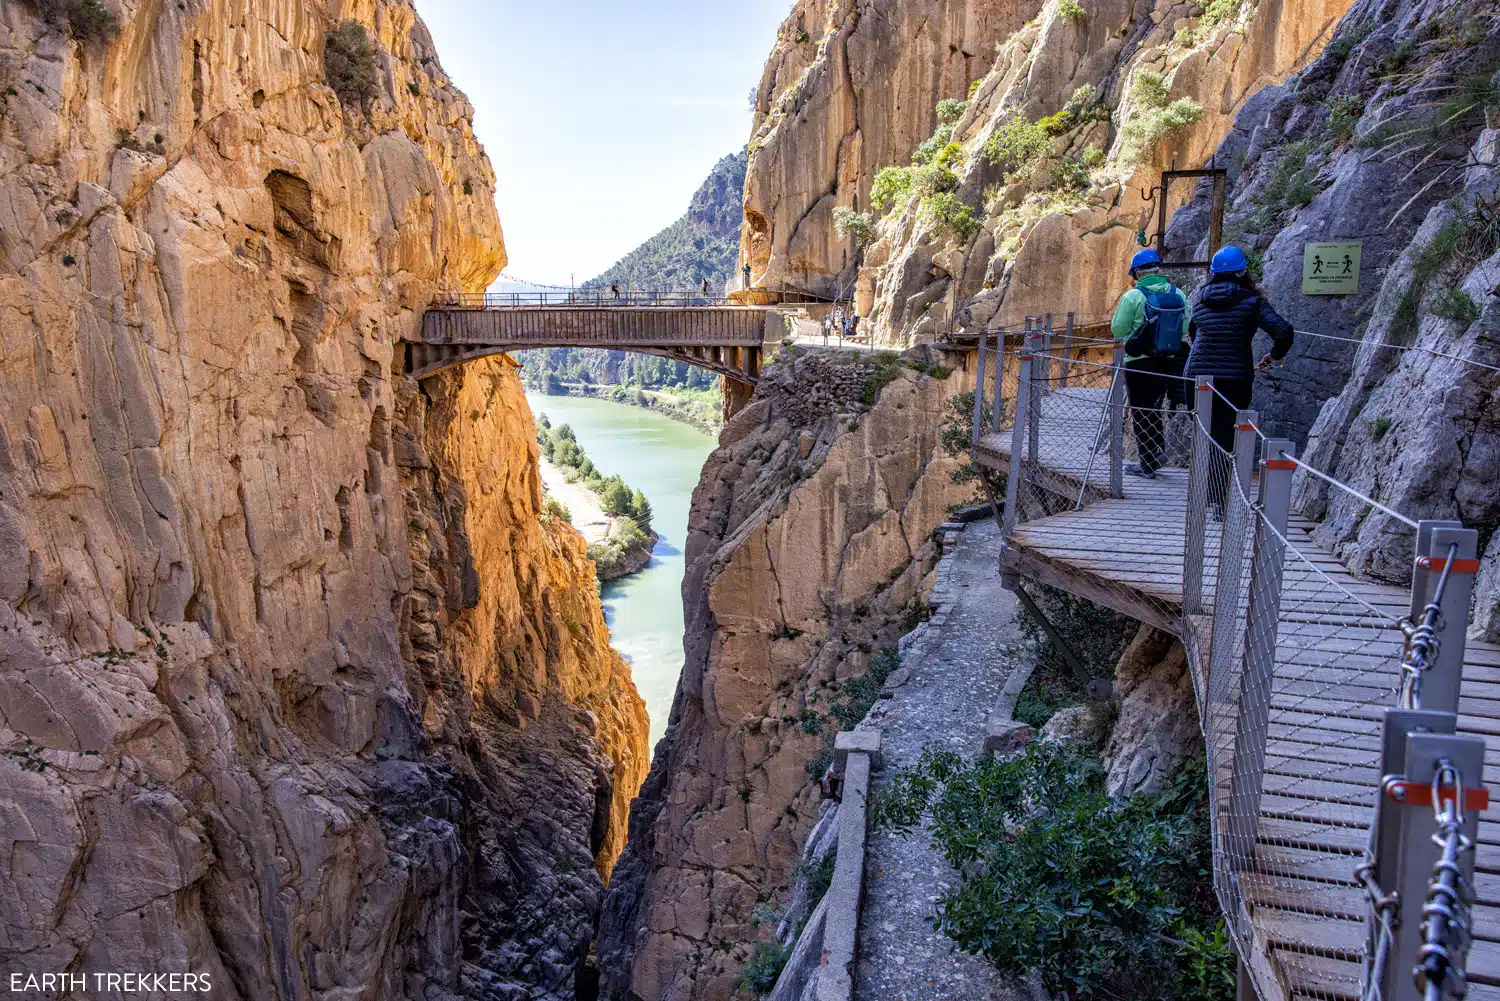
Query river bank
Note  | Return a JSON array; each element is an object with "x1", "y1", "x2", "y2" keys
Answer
[
  {"x1": 535, "y1": 382, "x2": 721, "y2": 435},
  {"x1": 527, "y1": 392, "x2": 717, "y2": 749}
]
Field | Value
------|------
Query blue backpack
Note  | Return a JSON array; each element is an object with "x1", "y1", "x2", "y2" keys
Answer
[{"x1": 1140, "y1": 286, "x2": 1187, "y2": 356}]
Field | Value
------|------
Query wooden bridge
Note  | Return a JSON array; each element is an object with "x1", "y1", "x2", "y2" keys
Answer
[
  {"x1": 403, "y1": 292, "x2": 782, "y2": 384},
  {"x1": 969, "y1": 324, "x2": 1499, "y2": 1001}
]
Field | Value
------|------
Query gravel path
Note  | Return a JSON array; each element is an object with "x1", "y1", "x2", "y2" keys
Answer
[{"x1": 854, "y1": 519, "x2": 1039, "y2": 1001}]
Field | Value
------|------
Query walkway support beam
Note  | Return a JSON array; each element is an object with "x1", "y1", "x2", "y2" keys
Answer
[{"x1": 970, "y1": 336, "x2": 988, "y2": 451}]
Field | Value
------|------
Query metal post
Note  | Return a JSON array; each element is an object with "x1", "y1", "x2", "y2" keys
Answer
[
  {"x1": 1183, "y1": 376, "x2": 1215, "y2": 614},
  {"x1": 1108, "y1": 345, "x2": 1125, "y2": 499},
  {"x1": 1380, "y1": 730, "x2": 1486, "y2": 1001},
  {"x1": 1407, "y1": 520, "x2": 1480, "y2": 715},
  {"x1": 1224, "y1": 438, "x2": 1295, "y2": 884},
  {"x1": 1002, "y1": 336, "x2": 1034, "y2": 537},
  {"x1": 970, "y1": 335, "x2": 987, "y2": 451},
  {"x1": 1059, "y1": 312, "x2": 1075, "y2": 388},
  {"x1": 990, "y1": 333, "x2": 1004, "y2": 435},
  {"x1": 1206, "y1": 411, "x2": 1259, "y2": 679},
  {"x1": 1026, "y1": 321, "x2": 1041, "y2": 463}
]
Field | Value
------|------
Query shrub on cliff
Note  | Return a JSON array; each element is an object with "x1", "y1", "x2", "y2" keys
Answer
[
  {"x1": 30, "y1": 0, "x2": 118, "y2": 40},
  {"x1": 325, "y1": 21, "x2": 380, "y2": 109},
  {"x1": 873, "y1": 743, "x2": 1231, "y2": 1000}
]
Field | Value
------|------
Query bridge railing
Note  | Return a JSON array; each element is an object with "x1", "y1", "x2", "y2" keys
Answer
[
  {"x1": 990, "y1": 335, "x2": 1487, "y2": 1001},
  {"x1": 432, "y1": 290, "x2": 741, "y2": 309}
]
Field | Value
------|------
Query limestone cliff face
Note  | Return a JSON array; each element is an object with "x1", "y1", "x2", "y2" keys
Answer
[
  {"x1": 598, "y1": 349, "x2": 976, "y2": 1001},
  {"x1": 0, "y1": 2, "x2": 644, "y2": 998},
  {"x1": 743, "y1": 0, "x2": 1349, "y2": 337},
  {"x1": 742, "y1": 0, "x2": 1035, "y2": 297}
]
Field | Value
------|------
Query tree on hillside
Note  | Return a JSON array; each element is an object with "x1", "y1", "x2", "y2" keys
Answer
[{"x1": 630, "y1": 488, "x2": 654, "y2": 531}]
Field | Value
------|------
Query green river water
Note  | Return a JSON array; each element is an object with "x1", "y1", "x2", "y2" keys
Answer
[{"x1": 525, "y1": 392, "x2": 716, "y2": 750}]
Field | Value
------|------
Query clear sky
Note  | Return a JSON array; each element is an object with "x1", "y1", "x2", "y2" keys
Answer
[{"x1": 418, "y1": 0, "x2": 789, "y2": 287}]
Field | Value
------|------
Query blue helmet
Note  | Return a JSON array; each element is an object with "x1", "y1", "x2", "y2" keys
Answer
[
  {"x1": 1130, "y1": 248, "x2": 1162, "y2": 273},
  {"x1": 1211, "y1": 245, "x2": 1249, "y2": 275}
]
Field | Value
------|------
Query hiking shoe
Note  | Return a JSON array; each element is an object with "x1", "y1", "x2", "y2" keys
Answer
[
  {"x1": 1125, "y1": 463, "x2": 1157, "y2": 480},
  {"x1": 1208, "y1": 503, "x2": 1224, "y2": 523}
]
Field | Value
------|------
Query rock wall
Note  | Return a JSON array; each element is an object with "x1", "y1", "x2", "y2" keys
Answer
[
  {"x1": 742, "y1": 0, "x2": 1037, "y2": 298},
  {"x1": 741, "y1": 0, "x2": 1350, "y2": 340},
  {"x1": 1163, "y1": 1, "x2": 1500, "y2": 633},
  {"x1": 597, "y1": 347, "x2": 978, "y2": 1001},
  {"x1": 0, "y1": 2, "x2": 644, "y2": 998}
]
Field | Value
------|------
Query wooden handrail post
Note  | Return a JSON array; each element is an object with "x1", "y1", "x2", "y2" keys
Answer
[
  {"x1": 1109, "y1": 345, "x2": 1125, "y2": 499},
  {"x1": 1183, "y1": 376, "x2": 1215, "y2": 614},
  {"x1": 1002, "y1": 334, "x2": 1035, "y2": 536},
  {"x1": 1225, "y1": 438, "x2": 1295, "y2": 894}
]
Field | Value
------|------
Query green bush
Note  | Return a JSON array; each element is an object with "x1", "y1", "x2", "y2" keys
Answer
[
  {"x1": 922, "y1": 191, "x2": 982, "y2": 243},
  {"x1": 1133, "y1": 70, "x2": 1171, "y2": 109},
  {"x1": 1366, "y1": 415, "x2": 1393, "y2": 442},
  {"x1": 31, "y1": 0, "x2": 118, "y2": 40},
  {"x1": 325, "y1": 21, "x2": 380, "y2": 108},
  {"x1": 858, "y1": 352, "x2": 905, "y2": 406},
  {"x1": 1196, "y1": 0, "x2": 1242, "y2": 28},
  {"x1": 981, "y1": 115, "x2": 1052, "y2": 176},
  {"x1": 936, "y1": 98, "x2": 969, "y2": 124},
  {"x1": 871, "y1": 166, "x2": 915, "y2": 213},
  {"x1": 873, "y1": 743, "x2": 1231, "y2": 1000},
  {"x1": 1432, "y1": 286, "x2": 1480, "y2": 326},
  {"x1": 740, "y1": 940, "x2": 792, "y2": 995},
  {"x1": 912, "y1": 123, "x2": 957, "y2": 165},
  {"x1": 1058, "y1": 0, "x2": 1086, "y2": 20},
  {"x1": 1327, "y1": 94, "x2": 1362, "y2": 142},
  {"x1": 833, "y1": 206, "x2": 877, "y2": 246},
  {"x1": 540, "y1": 497, "x2": 572, "y2": 524}
]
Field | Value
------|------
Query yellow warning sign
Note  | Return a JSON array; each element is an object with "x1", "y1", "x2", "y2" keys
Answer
[{"x1": 1302, "y1": 241, "x2": 1361, "y2": 295}]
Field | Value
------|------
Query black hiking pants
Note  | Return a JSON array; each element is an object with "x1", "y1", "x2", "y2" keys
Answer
[{"x1": 1123, "y1": 356, "x2": 1184, "y2": 473}]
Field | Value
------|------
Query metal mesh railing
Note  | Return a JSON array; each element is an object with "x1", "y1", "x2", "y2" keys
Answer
[{"x1": 983, "y1": 330, "x2": 1489, "y2": 1001}]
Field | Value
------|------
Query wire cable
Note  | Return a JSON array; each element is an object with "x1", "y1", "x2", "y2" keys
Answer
[
  {"x1": 1268, "y1": 445, "x2": 1422, "y2": 529},
  {"x1": 1293, "y1": 328, "x2": 1500, "y2": 375}
]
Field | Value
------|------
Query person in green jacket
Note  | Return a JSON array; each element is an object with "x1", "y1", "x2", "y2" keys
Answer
[{"x1": 1110, "y1": 248, "x2": 1191, "y2": 479}]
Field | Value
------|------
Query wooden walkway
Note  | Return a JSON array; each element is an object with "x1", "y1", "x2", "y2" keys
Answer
[{"x1": 974, "y1": 429, "x2": 1500, "y2": 1001}]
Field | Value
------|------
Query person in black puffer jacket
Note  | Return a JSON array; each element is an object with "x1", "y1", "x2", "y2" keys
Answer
[{"x1": 1187, "y1": 246, "x2": 1294, "y2": 503}]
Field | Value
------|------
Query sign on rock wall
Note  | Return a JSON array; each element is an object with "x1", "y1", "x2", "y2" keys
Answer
[{"x1": 1302, "y1": 241, "x2": 1362, "y2": 295}]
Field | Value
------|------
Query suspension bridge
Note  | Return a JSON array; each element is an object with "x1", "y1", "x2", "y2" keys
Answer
[{"x1": 968, "y1": 319, "x2": 1499, "y2": 1001}]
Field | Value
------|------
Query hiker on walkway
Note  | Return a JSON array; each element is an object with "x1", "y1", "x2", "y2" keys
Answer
[
  {"x1": 742, "y1": 263, "x2": 752, "y2": 288},
  {"x1": 701, "y1": 278, "x2": 710, "y2": 299},
  {"x1": 611, "y1": 281, "x2": 621, "y2": 299},
  {"x1": 1186, "y1": 246, "x2": 1294, "y2": 501},
  {"x1": 1110, "y1": 248, "x2": 1191, "y2": 479}
]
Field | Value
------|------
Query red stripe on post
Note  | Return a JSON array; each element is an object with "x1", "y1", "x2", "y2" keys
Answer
[
  {"x1": 1385, "y1": 780, "x2": 1490, "y2": 812},
  {"x1": 1236, "y1": 423, "x2": 1256, "y2": 431},
  {"x1": 1416, "y1": 556, "x2": 1481, "y2": 574},
  {"x1": 1263, "y1": 459, "x2": 1297, "y2": 470}
]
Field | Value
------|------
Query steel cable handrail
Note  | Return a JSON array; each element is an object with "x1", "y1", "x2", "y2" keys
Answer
[{"x1": 1293, "y1": 328, "x2": 1500, "y2": 376}]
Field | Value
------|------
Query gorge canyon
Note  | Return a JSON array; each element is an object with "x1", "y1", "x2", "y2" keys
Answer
[{"x1": 3, "y1": 0, "x2": 1500, "y2": 999}]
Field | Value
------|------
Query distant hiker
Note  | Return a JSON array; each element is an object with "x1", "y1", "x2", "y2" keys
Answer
[
  {"x1": 1110, "y1": 248, "x2": 1191, "y2": 480},
  {"x1": 611, "y1": 282, "x2": 621, "y2": 299},
  {"x1": 742, "y1": 263, "x2": 752, "y2": 288},
  {"x1": 702, "y1": 278, "x2": 710, "y2": 298},
  {"x1": 1187, "y1": 245, "x2": 1294, "y2": 505}
]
